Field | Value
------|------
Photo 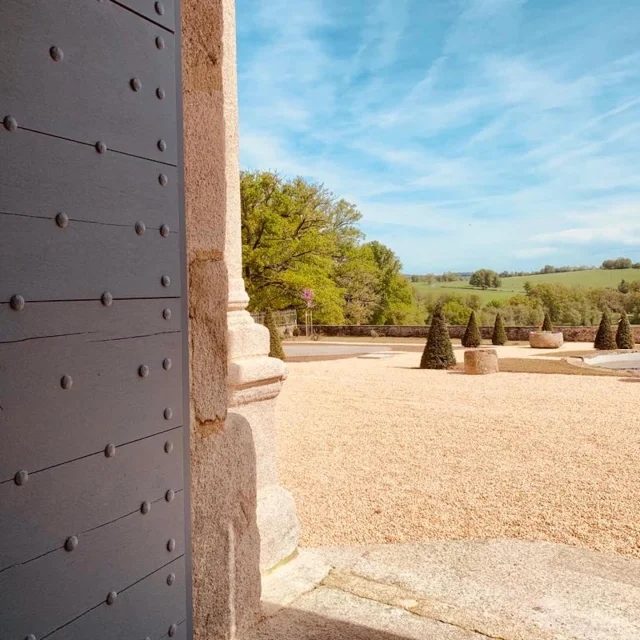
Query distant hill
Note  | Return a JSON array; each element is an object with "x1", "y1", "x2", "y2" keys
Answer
[{"x1": 411, "y1": 268, "x2": 640, "y2": 303}]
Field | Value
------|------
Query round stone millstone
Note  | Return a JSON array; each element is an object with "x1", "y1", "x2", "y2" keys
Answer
[
  {"x1": 529, "y1": 331, "x2": 564, "y2": 349},
  {"x1": 464, "y1": 348, "x2": 499, "y2": 375}
]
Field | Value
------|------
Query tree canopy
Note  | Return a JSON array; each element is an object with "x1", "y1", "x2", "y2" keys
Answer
[
  {"x1": 602, "y1": 257, "x2": 633, "y2": 270},
  {"x1": 469, "y1": 269, "x2": 501, "y2": 290},
  {"x1": 241, "y1": 171, "x2": 419, "y2": 325}
]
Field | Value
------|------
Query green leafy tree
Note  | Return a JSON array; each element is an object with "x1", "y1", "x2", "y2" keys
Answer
[
  {"x1": 465, "y1": 294, "x2": 483, "y2": 311},
  {"x1": 265, "y1": 309, "x2": 286, "y2": 361},
  {"x1": 602, "y1": 257, "x2": 633, "y2": 269},
  {"x1": 616, "y1": 311, "x2": 634, "y2": 349},
  {"x1": 469, "y1": 269, "x2": 501, "y2": 290},
  {"x1": 241, "y1": 171, "x2": 362, "y2": 323},
  {"x1": 441, "y1": 298, "x2": 472, "y2": 325},
  {"x1": 492, "y1": 313, "x2": 507, "y2": 345},
  {"x1": 594, "y1": 310, "x2": 616, "y2": 350},
  {"x1": 420, "y1": 306, "x2": 456, "y2": 370},
  {"x1": 541, "y1": 312, "x2": 553, "y2": 332},
  {"x1": 334, "y1": 243, "x2": 379, "y2": 325},
  {"x1": 241, "y1": 171, "x2": 420, "y2": 325},
  {"x1": 462, "y1": 310, "x2": 482, "y2": 347},
  {"x1": 366, "y1": 241, "x2": 419, "y2": 325},
  {"x1": 525, "y1": 282, "x2": 597, "y2": 325}
]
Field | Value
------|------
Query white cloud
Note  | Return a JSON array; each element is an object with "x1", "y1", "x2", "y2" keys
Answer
[
  {"x1": 351, "y1": 0, "x2": 412, "y2": 72},
  {"x1": 236, "y1": 0, "x2": 640, "y2": 270},
  {"x1": 514, "y1": 246, "x2": 558, "y2": 258},
  {"x1": 532, "y1": 226, "x2": 640, "y2": 246},
  {"x1": 483, "y1": 55, "x2": 597, "y2": 110}
]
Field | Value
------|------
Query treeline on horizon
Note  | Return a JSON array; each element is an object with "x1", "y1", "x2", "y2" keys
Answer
[
  {"x1": 423, "y1": 281, "x2": 640, "y2": 329},
  {"x1": 240, "y1": 171, "x2": 640, "y2": 327},
  {"x1": 408, "y1": 256, "x2": 640, "y2": 283}
]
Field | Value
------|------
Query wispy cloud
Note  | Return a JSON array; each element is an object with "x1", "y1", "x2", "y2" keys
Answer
[
  {"x1": 514, "y1": 247, "x2": 558, "y2": 259},
  {"x1": 236, "y1": 0, "x2": 640, "y2": 272},
  {"x1": 350, "y1": 0, "x2": 412, "y2": 73}
]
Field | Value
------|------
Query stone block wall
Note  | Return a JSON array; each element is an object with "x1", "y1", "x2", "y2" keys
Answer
[{"x1": 310, "y1": 324, "x2": 640, "y2": 342}]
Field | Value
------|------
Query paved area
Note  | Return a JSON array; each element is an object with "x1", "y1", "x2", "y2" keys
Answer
[
  {"x1": 276, "y1": 348, "x2": 640, "y2": 558},
  {"x1": 284, "y1": 340, "x2": 596, "y2": 361},
  {"x1": 250, "y1": 540, "x2": 640, "y2": 639},
  {"x1": 284, "y1": 343, "x2": 392, "y2": 358}
]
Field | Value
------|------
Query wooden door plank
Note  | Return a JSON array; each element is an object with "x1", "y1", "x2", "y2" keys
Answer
[
  {"x1": 0, "y1": 331, "x2": 183, "y2": 480},
  {"x1": 0, "y1": 127, "x2": 179, "y2": 227},
  {"x1": 0, "y1": 0, "x2": 177, "y2": 163},
  {"x1": 0, "y1": 494, "x2": 185, "y2": 639},
  {"x1": 0, "y1": 429, "x2": 184, "y2": 569},
  {"x1": 46, "y1": 557, "x2": 187, "y2": 640},
  {"x1": 0, "y1": 298, "x2": 181, "y2": 343},
  {"x1": 0, "y1": 213, "x2": 181, "y2": 302}
]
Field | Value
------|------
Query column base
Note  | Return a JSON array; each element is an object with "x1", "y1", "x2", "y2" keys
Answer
[
  {"x1": 227, "y1": 309, "x2": 300, "y2": 574},
  {"x1": 257, "y1": 485, "x2": 301, "y2": 573}
]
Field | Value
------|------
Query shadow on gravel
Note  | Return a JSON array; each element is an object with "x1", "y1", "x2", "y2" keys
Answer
[{"x1": 392, "y1": 367, "x2": 465, "y2": 374}]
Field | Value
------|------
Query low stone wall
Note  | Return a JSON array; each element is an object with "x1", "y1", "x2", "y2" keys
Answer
[{"x1": 309, "y1": 324, "x2": 640, "y2": 343}]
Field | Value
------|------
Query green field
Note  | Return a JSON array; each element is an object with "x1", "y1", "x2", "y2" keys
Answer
[{"x1": 412, "y1": 268, "x2": 640, "y2": 302}]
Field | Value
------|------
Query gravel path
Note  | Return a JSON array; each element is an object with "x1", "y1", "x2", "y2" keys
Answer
[{"x1": 276, "y1": 350, "x2": 640, "y2": 558}]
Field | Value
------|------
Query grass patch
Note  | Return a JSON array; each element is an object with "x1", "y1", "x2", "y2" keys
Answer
[
  {"x1": 454, "y1": 358, "x2": 632, "y2": 377},
  {"x1": 412, "y1": 268, "x2": 640, "y2": 301},
  {"x1": 501, "y1": 268, "x2": 640, "y2": 290},
  {"x1": 412, "y1": 282, "x2": 513, "y2": 302}
]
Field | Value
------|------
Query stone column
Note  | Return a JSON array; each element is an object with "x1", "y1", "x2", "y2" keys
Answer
[
  {"x1": 182, "y1": 1, "x2": 298, "y2": 638},
  {"x1": 220, "y1": 3, "x2": 300, "y2": 576}
]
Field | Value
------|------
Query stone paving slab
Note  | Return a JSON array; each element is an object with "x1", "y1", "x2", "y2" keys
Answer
[
  {"x1": 261, "y1": 550, "x2": 332, "y2": 617},
  {"x1": 321, "y1": 539, "x2": 640, "y2": 640},
  {"x1": 249, "y1": 585, "x2": 484, "y2": 640},
  {"x1": 249, "y1": 540, "x2": 640, "y2": 640}
]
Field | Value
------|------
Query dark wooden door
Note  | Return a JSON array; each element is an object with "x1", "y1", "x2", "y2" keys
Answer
[{"x1": 0, "y1": 1, "x2": 191, "y2": 638}]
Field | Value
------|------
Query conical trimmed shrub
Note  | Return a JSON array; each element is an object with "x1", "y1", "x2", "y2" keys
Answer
[
  {"x1": 492, "y1": 313, "x2": 507, "y2": 346},
  {"x1": 421, "y1": 306, "x2": 456, "y2": 370},
  {"x1": 265, "y1": 309, "x2": 286, "y2": 361},
  {"x1": 541, "y1": 312, "x2": 553, "y2": 332},
  {"x1": 462, "y1": 310, "x2": 482, "y2": 347},
  {"x1": 594, "y1": 310, "x2": 616, "y2": 350},
  {"x1": 616, "y1": 311, "x2": 635, "y2": 349}
]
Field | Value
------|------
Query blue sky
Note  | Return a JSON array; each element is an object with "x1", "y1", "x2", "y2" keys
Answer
[{"x1": 236, "y1": 0, "x2": 640, "y2": 273}]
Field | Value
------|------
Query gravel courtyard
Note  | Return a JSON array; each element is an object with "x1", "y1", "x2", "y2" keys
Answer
[{"x1": 276, "y1": 348, "x2": 640, "y2": 559}]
